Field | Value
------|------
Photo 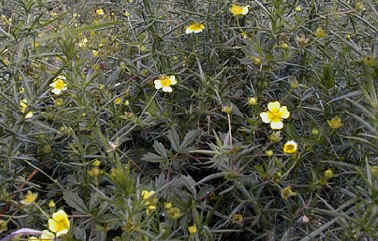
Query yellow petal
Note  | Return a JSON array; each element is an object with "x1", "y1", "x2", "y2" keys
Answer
[
  {"x1": 280, "y1": 106, "x2": 290, "y2": 119},
  {"x1": 268, "y1": 101, "x2": 281, "y2": 112}
]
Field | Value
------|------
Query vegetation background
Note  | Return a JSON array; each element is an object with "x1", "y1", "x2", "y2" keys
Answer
[{"x1": 0, "y1": 0, "x2": 377, "y2": 240}]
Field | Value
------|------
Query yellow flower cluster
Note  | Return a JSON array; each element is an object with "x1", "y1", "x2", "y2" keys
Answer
[
  {"x1": 141, "y1": 190, "x2": 158, "y2": 215},
  {"x1": 19, "y1": 99, "x2": 33, "y2": 119},
  {"x1": 281, "y1": 186, "x2": 296, "y2": 200}
]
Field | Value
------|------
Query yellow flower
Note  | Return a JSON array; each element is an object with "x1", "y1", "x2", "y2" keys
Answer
[
  {"x1": 93, "y1": 159, "x2": 101, "y2": 167},
  {"x1": 324, "y1": 168, "x2": 334, "y2": 179},
  {"x1": 248, "y1": 97, "x2": 257, "y2": 106},
  {"x1": 167, "y1": 207, "x2": 182, "y2": 219},
  {"x1": 92, "y1": 50, "x2": 99, "y2": 57},
  {"x1": 283, "y1": 140, "x2": 298, "y2": 154},
  {"x1": 20, "y1": 99, "x2": 28, "y2": 113},
  {"x1": 260, "y1": 101, "x2": 290, "y2": 130},
  {"x1": 315, "y1": 26, "x2": 326, "y2": 38},
  {"x1": 146, "y1": 205, "x2": 156, "y2": 215},
  {"x1": 281, "y1": 186, "x2": 296, "y2": 200},
  {"x1": 78, "y1": 38, "x2": 88, "y2": 48},
  {"x1": 50, "y1": 76, "x2": 67, "y2": 95},
  {"x1": 230, "y1": 4, "x2": 249, "y2": 16},
  {"x1": 295, "y1": 5, "x2": 302, "y2": 12},
  {"x1": 232, "y1": 213, "x2": 243, "y2": 224},
  {"x1": 141, "y1": 190, "x2": 155, "y2": 200},
  {"x1": 164, "y1": 202, "x2": 172, "y2": 209},
  {"x1": 114, "y1": 97, "x2": 122, "y2": 105},
  {"x1": 54, "y1": 98, "x2": 64, "y2": 107},
  {"x1": 28, "y1": 237, "x2": 40, "y2": 241},
  {"x1": 48, "y1": 210, "x2": 70, "y2": 237},
  {"x1": 154, "y1": 75, "x2": 177, "y2": 93},
  {"x1": 48, "y1": 200, "x2": 56, "y2": 208},
  {"x1": 327, "y1": 116, "x2": 342, "y2": 129},
  {"x1": 185, "y1": 22, "x2": 205, "y2": 34},
  {"x1": 21, "y1": 191, "x2": 38, "y2": 205},
  {"x1": 40, "y1": 230, "x2": 55, "y2": 241},
  {"x1": 25, "y1": 111, "x2": 34, "y2": 119},
  {"x1": 265, "y1": 150, "x2": 274, "y2": 157},
  {"x1": 188, "y1": 225, "x2": 197, "y2": 234},
  {"x1": 96, "y1": 9, "x2": 104, "y2": 16}
]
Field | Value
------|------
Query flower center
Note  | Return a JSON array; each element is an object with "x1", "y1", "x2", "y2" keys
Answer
[
  {"x1": 286, "y1": 144, "x2": 295, "y2": 151},
  {"x1": 55, "y1": 80, "x2": 65, "y2": 90},
  {"x1": 268, "y1": 109, "x2": 282, "y2": 122},
  {"x1": 53, "y1": 217, "x2": 69, "y2": 231},
  {"x1": 160, "y1": 77, "x2": 171, "y2": 87}
]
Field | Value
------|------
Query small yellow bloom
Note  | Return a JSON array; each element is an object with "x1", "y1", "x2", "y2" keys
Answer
[
  {"x1": 114, "y1": 97, "x2": 122, "y2": 105},
  {"x1": 19, "y1": 87, "x2": 25, "y2": 94},
  {"x1": 154, "y1": 75, "x2": 177, "y2": 92},
  {"x1": 141, "y1": 190, "x2": 155, "y2": 200},
  {"x1": 20, "y1": 99, "x2": 28, "y2": 113},
  {"x1": 25, "y1": 111, "x2": 33, "y2": 119},
  {"x1": 93, "y1": 159, "x2": 101, "y2": 167},
  {"x1": 188, "y1": 225, "x2": 197, "y2": 234},
  {"x1": 21, "y1": 191, "x2": 38, "y2": 205},
  {"x1": 295, "y1": 5, "x2": 302, "y2": 12},
  {"x1": 248, "y1": 97, "x2": 257, "y2": 106},
  {"x1": 50, "y1": 76, "x2": 67, "y2": 95},
  {"x1": 281, "y1": 186, "x2": 296, "y2": 200},
  {"x1": 283, "y1": 140, "x2": 298, "y2": 154},
  {"x1": 232, "y1": 213, "x2": 243, "y2": 224},
  {"x1": 48, "y1": 210, "x2": 70, "y2": 237},
  {"x1": 96, "y1": 9, "x2": 104, "y2": 16},
  {"x1": 28, "y1": 237, "x2": 39, "y2": 241},
  {"x1": 48, "y1": 200, "x2": 56, "y2": 208},
  {"x1": 222, "y1": 105, "x2": 232, "y2": 114},
  {"x1": 185, "y1": 22, "x2": 205, "y2": 34},
  {"x1": 78, "y1": 38, "x2": 88, "y2": 48},
  {"x1": 167, "y1": 207, "x2": 182, "y2": 219},
  {"x1": 265, "y1": 150, "x2": 274, "y2": 157},
  {"x1": 40, "y1": 230, "x2": 55, "y2": 241},
  {"x1": 324, "y1": 168, "x2": 334, "y2": 179},
  {"x1": 92, "y1": 50, "x2": 99, "y2": 57},
  {"x1": 296, "y1": 34, "x2": 310, "y2": 47},
  {"x1": 327, "y1": 116, "x2": 342, "y2": 129},
  {"x1": 164, "y1": 202, "x2": 172, "y2": 209},
  {"x1": 88, "y1": 167, "x2": 100, "y2": 177},
  {"x1": 315, "y1": 26, "x2": 326, "y2": 38},
  {"x1": 230, "y1": 4, "x2": 249, "y2": 16},
  {"x1": 260, "y1": 101, "x2": 290, "y2": 130},
  {"x1": 280, "y1": 42, "x2": 289, "y2": 49},
  {"x1": 146, "y1": 205, "x2": 156, "y2": 215}
]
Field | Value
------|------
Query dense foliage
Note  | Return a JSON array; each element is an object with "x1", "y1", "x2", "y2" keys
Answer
[{"x1": 0, "y1": 0, "x2": 377, "y2": 240}]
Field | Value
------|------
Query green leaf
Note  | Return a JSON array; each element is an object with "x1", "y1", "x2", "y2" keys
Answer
[{"x1": 63, "y1": 191, "x2": 88, "y2": 213}]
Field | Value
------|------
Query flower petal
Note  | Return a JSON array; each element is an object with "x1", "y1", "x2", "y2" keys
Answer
[
  {"x1": 185, "y1": 27, "x2": 192, "y2": 34},
  {"x1": 154, "y1": 80, "x2": 162, "y2": 89},
  {"x1": 260, "y1": 112, "x2": 271, "y2": 123},
  {"x1": 162, "y1": 86, "x2": 173, "y2": 92},
  {"x1": 271, "y1": 121, "x2": 283, "y2": 130},
  {"x1": 280, "y1": 106, "x2": 290, "y2": 119},
  {"x1": 268, "y1": 101, "x2": 281, "y2": 112},
  {"x1": 170, "y1": 76, "x2": 177, "y2": 85}
]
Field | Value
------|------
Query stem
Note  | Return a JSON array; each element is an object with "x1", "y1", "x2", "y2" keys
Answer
[{"x1": 227, "y1": 113, "x2": 232, "y2": 147}]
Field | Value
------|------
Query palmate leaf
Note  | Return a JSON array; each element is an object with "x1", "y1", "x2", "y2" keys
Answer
[{"x1": 63, "y1": 191, "x2": 88, "y2": 213}]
